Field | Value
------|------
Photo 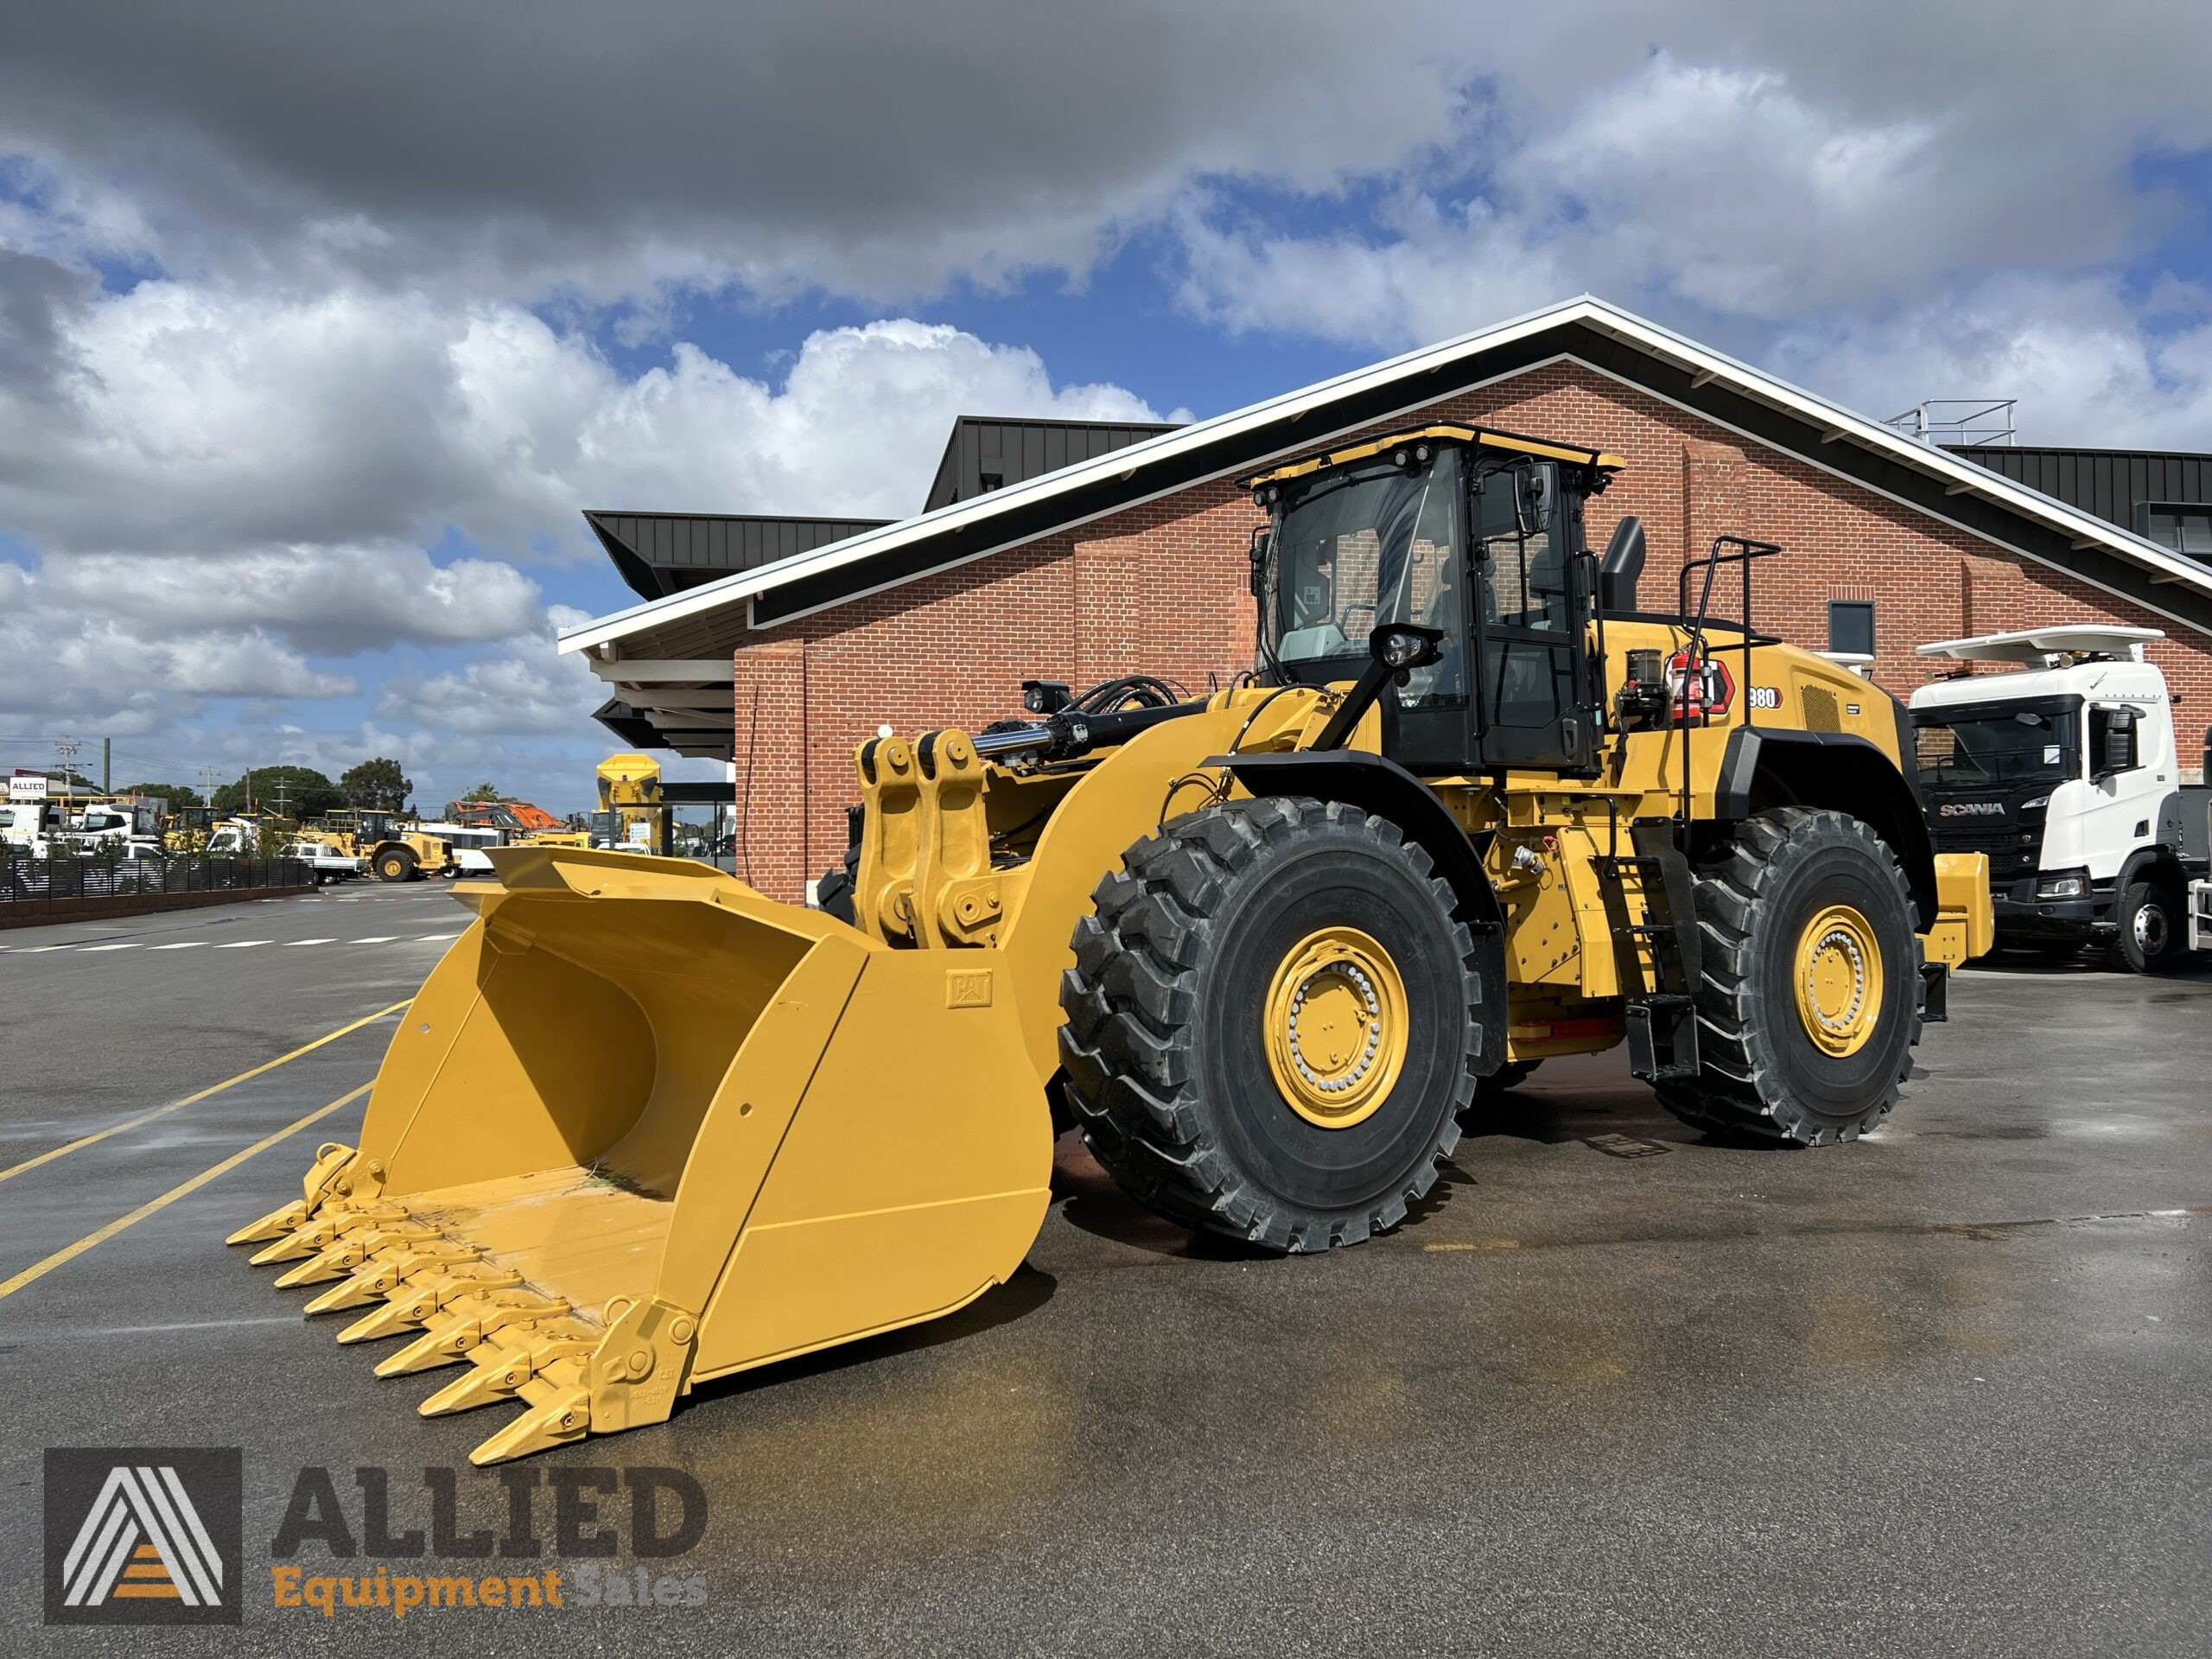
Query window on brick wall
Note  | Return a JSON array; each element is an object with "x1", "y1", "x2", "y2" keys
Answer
[
  {"x1": 2141, "y1": 503, "x2": 2212, "y2": 564},
  {"x1": 1828, "y1": 600, "x2": 1875, "y2": 658}
]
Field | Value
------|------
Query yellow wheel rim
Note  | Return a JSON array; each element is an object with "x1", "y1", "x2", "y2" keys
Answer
[
  {"x1": 1262, "y1": 926, "x2": 1409, "y2": 1128},
  {"x1": 1794, "y1": 903, "x2": 1884, "y2": 1058}
]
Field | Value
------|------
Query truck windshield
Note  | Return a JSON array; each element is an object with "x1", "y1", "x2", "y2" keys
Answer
[
  {"x1": 1913, "y1": 700, "x2": 2079, "y2": 786},
  {"x1": 1268, "y1": 450, "x2": 1464, "y2": 706}
]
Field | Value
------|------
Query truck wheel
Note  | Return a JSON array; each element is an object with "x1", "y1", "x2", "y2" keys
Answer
[
  {"x1": 1654, "y1": 807, "x2": 1920, "y2": 1146},
  {"x1": 2107, "y1": 879, "x2": 2183, "y2": 973},
  {"x1": 1058, "y1": 797, "x2": 1487, "y2": 1252},
  {"x1": 374, "y1": 848, "x2": 416, "y2": 883}
]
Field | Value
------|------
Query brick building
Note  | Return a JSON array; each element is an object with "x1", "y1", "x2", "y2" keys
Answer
[{"x1": 561, "y1": 297, "x2": 2212, "y2": 900}]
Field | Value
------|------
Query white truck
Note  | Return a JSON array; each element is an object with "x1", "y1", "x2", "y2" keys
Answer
[{"x1": 1910, "y1": 625, "x2": 2209, "y2": 971}]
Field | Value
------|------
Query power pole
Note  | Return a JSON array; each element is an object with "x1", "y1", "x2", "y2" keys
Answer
[
  {"x1": 101, "y1": 737, "x2": 111, "y2": 793},
  {"x1": 54, "y1": 739, "x2": 80, "y2": 798}
]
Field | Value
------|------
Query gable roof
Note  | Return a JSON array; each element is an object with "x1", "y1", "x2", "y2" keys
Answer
[{"x1": 561, "y1": 296, "x2": 2212, "y2": 753}]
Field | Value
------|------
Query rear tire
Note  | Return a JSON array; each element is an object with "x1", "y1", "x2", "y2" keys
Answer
[
  {"x1": 1655, "y1": 807, "x2": 1920, "y2": 1146},
  {"x1": 1058, "y1": 797, "x2": 1488, "y2": 1252},
  {"x1": 2107, "y1": 879, "x2": 2183, "y2": 974},
  {"x1": 374, "y1": 848, "x2": 416, "y2": 883}
]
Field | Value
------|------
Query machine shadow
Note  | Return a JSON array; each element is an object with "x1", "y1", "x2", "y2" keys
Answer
[{"x1": 679, "y1": 1263, "x2": 1062, "y2": 1413}]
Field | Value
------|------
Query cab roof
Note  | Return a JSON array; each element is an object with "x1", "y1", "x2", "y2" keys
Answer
[{"x1": 1240, "y1": 424, "x2": 1629, "y2": 490}]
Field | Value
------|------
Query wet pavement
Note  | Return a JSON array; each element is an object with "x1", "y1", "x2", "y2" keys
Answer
[{"x1": 3, "y1": 940, "x2": 2208, "y2": 1655}]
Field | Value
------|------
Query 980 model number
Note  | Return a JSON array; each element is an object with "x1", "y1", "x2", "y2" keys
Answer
[{"x1": 1746, "y1": 685, "x2": 1783, "y2": 710}]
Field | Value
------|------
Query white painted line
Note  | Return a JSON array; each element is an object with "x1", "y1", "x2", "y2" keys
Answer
[
  {"x1": 78, "y1": 943, "x2": 143, "y2": 952},
  {"x1": 416, "y1": 933, "x2": 461, "y2": 943},
  {"x1": 149, "y1": 941, "x2": 208, "y2": 950},
  {"x1": 214, "y1": 940, "x2": 271, "y2": 950},
  {"x1": 283, "y1": 938, "x2": 336, "y2": 947},
  {"x1": 19, "y1": 944, "x2": 77, "y2": 953},
  {"x1": 352, "y1": 936, "x2": 397, "y2": 944}
]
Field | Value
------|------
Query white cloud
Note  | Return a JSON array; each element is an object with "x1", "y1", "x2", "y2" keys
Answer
[{"x1": 35, "y1": 548, "x2": 544, "y2": 654}]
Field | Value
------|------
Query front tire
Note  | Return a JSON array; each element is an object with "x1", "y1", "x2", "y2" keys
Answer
[
  {"x1": 1059, "y1": 797, "x2": 1488, "y2": 1252},
  {"x1": 2108, "y1": 879, "x2": 2183, "y2": 973},
  {"x1": 1655, "y1": 807, "x2": 1920, "y2": 1145},
  {"x1": 374, "y1": 848, "x2": 416, "y2": 883}
]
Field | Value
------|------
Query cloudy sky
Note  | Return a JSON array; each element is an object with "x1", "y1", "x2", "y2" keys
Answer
[{"x1": 3, "y1": 2, "x2": 2209, "y2": 811}]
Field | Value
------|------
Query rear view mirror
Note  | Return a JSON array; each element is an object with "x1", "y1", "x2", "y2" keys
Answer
[
  {"x1": 1248, "y1": 527, "x2": 1272, "y2": 598},
  {"x1": 1515, "y1": 466, "x2": 1555, "y2": 537}
]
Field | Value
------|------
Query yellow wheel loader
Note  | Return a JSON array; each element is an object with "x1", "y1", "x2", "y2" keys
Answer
[
  {"x1": 230, "y1": 426, "x2": 1993, "y2": 1463},
  {"x1": 317, "y1": 809, "x2": 456, "y2": 882}
]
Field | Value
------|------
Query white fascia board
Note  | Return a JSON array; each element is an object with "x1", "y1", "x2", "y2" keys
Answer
[{"x1": 588, "y1": 658, "x2": 734, "y2": 683}]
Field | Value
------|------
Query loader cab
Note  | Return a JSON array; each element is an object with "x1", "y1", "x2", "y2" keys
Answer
[{"x1": 1251, "y1": 427, "x2": 1620, "y2": 775}]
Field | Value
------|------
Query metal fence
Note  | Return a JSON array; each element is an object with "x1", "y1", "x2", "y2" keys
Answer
[{"x1": 0, "y1": 849, "x2": 314, "y2": 903}]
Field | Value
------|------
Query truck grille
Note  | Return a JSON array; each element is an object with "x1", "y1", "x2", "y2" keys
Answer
[{"x1": 1929, "y1": 825, "x2": 2039, "y2": 880}]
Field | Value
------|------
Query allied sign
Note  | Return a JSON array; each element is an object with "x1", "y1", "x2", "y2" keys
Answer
[
  {"x1": 45, "y1": 1448, "x2": 243, "y2": 1626},
  {"x1": 9, "y1": 771, "x2": 49, "y2": 802}
]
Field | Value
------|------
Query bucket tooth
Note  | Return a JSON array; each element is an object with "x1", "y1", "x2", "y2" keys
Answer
[
  {"x1": 247, "y1": 1202, "x2": 407, "y2": 1266},
  {"x1": 418, "y1": 1335, "x2": 594, "y2": 1419},
  {"x1": 374, "y1": 1297, "x2": 568, "y2": 1378},
  {"x1": 468, "y1": 1389, "x2": 591, "y2": 1467},
  {"x1": 375, "y1": 1319, "x2": 480, "y2": 1377},
  {"x1": 271, "y1": 1238, "x2": 370, "y2": 1288},
  {"x1": 300, "y1": 1243, "x2": 480, "y2": 1315},
  {"x1": 338, "y1": 1296, "x2": 428, "y2": 1346},
  {"x1": 228, "y1": 1198, "x2": 311, "y2": 1247},
  {"x1": 248, "y1": 1217, "x2": 342, "y2": 1266},
  {"x1": 302, "y1": 1265, "x2": 401, "y2": 1317},
  {"x1": 336, "y1": 1268, "x2": 523, "y2": 1345}
]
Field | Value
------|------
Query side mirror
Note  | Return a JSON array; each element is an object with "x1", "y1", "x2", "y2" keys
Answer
[
  {"x1": 2091, "y1": 705, "x2": 2140, "y2": 779},
  {"x1": 1248, "y1": 526, "x2": 1272, "y2": 599},
  {"x1": 1516, "y1": 467, "x2": 1555, "y2": 537}
]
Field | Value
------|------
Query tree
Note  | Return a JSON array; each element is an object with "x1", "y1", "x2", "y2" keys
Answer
[
  {"x1": 461, "y1": 781, "x2": 504, "y2": 803},
  {"x1": 123, "y1": 781, "x2": 203, "y2": 807},
  {"x1": 340, "y1": 757, "x2": 413, "y2": 812},
  {"x1": 211, "y1": 766, "x2": 345, "y2": 818}
]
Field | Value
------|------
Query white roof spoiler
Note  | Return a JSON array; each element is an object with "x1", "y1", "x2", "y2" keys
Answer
[{"x1": 1915, "y1": 625, "x2": 2164, "y2": 664}]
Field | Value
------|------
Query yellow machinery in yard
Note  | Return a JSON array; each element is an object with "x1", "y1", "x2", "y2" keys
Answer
[
  {"x1": 593, "y1": 752, "x2": 668, "y2": 852},
  {"x1": 316, "y1": 809, "x2": 456, "y2": 882},
  {"x1": 232, "y1": 425, "x2": 1993, "y2": 1463}
]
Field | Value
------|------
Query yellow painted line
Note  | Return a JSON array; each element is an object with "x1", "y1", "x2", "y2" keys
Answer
[
  {"x1": 0, "y1": 1001, "x2": 407, "y2": 1185},
  {"x1": 0, "y1": 1082, "x2": 372, "y2": 1301}
]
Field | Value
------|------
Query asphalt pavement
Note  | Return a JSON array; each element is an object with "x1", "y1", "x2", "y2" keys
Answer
[{"x1": 2, "y1": 903, "x2": 2207, "y2": 1656}]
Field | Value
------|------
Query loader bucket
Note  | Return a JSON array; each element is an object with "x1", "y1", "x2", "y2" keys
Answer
[{"x1": 228, "y1": 846, "x2": 1052, "y2": 1463}]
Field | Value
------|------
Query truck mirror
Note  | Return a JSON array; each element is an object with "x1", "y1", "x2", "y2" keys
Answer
[
  {"x1": 1248, "y1": 527, "x2": 1272, "y2": 598},
  {"x1": 2091, "y1": 706, "x2": 2139, "y2": 778}
]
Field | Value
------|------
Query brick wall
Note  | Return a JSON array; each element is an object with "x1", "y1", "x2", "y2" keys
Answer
[{"x1": 726, "y1": 362, "x2": 2212, "y2": 899}]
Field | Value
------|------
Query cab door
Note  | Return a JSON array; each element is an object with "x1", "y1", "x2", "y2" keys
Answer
[{"x1": 1471, "y1": 462, "x2": 1599, "y2": 771}]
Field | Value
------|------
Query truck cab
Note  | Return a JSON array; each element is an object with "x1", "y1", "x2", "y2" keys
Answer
[{"x1": 1910, "y1": 626, "x2": 2206, "y2": 970}]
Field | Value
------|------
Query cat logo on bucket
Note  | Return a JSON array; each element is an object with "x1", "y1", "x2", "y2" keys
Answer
[{"x1": 44, "y1": 1448, "x2": 242, "y2": 1626}]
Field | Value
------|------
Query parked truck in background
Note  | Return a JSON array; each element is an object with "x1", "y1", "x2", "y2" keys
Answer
[{"x1": 1910, "y1": 626, "x2": 2209, "y2": 971}]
